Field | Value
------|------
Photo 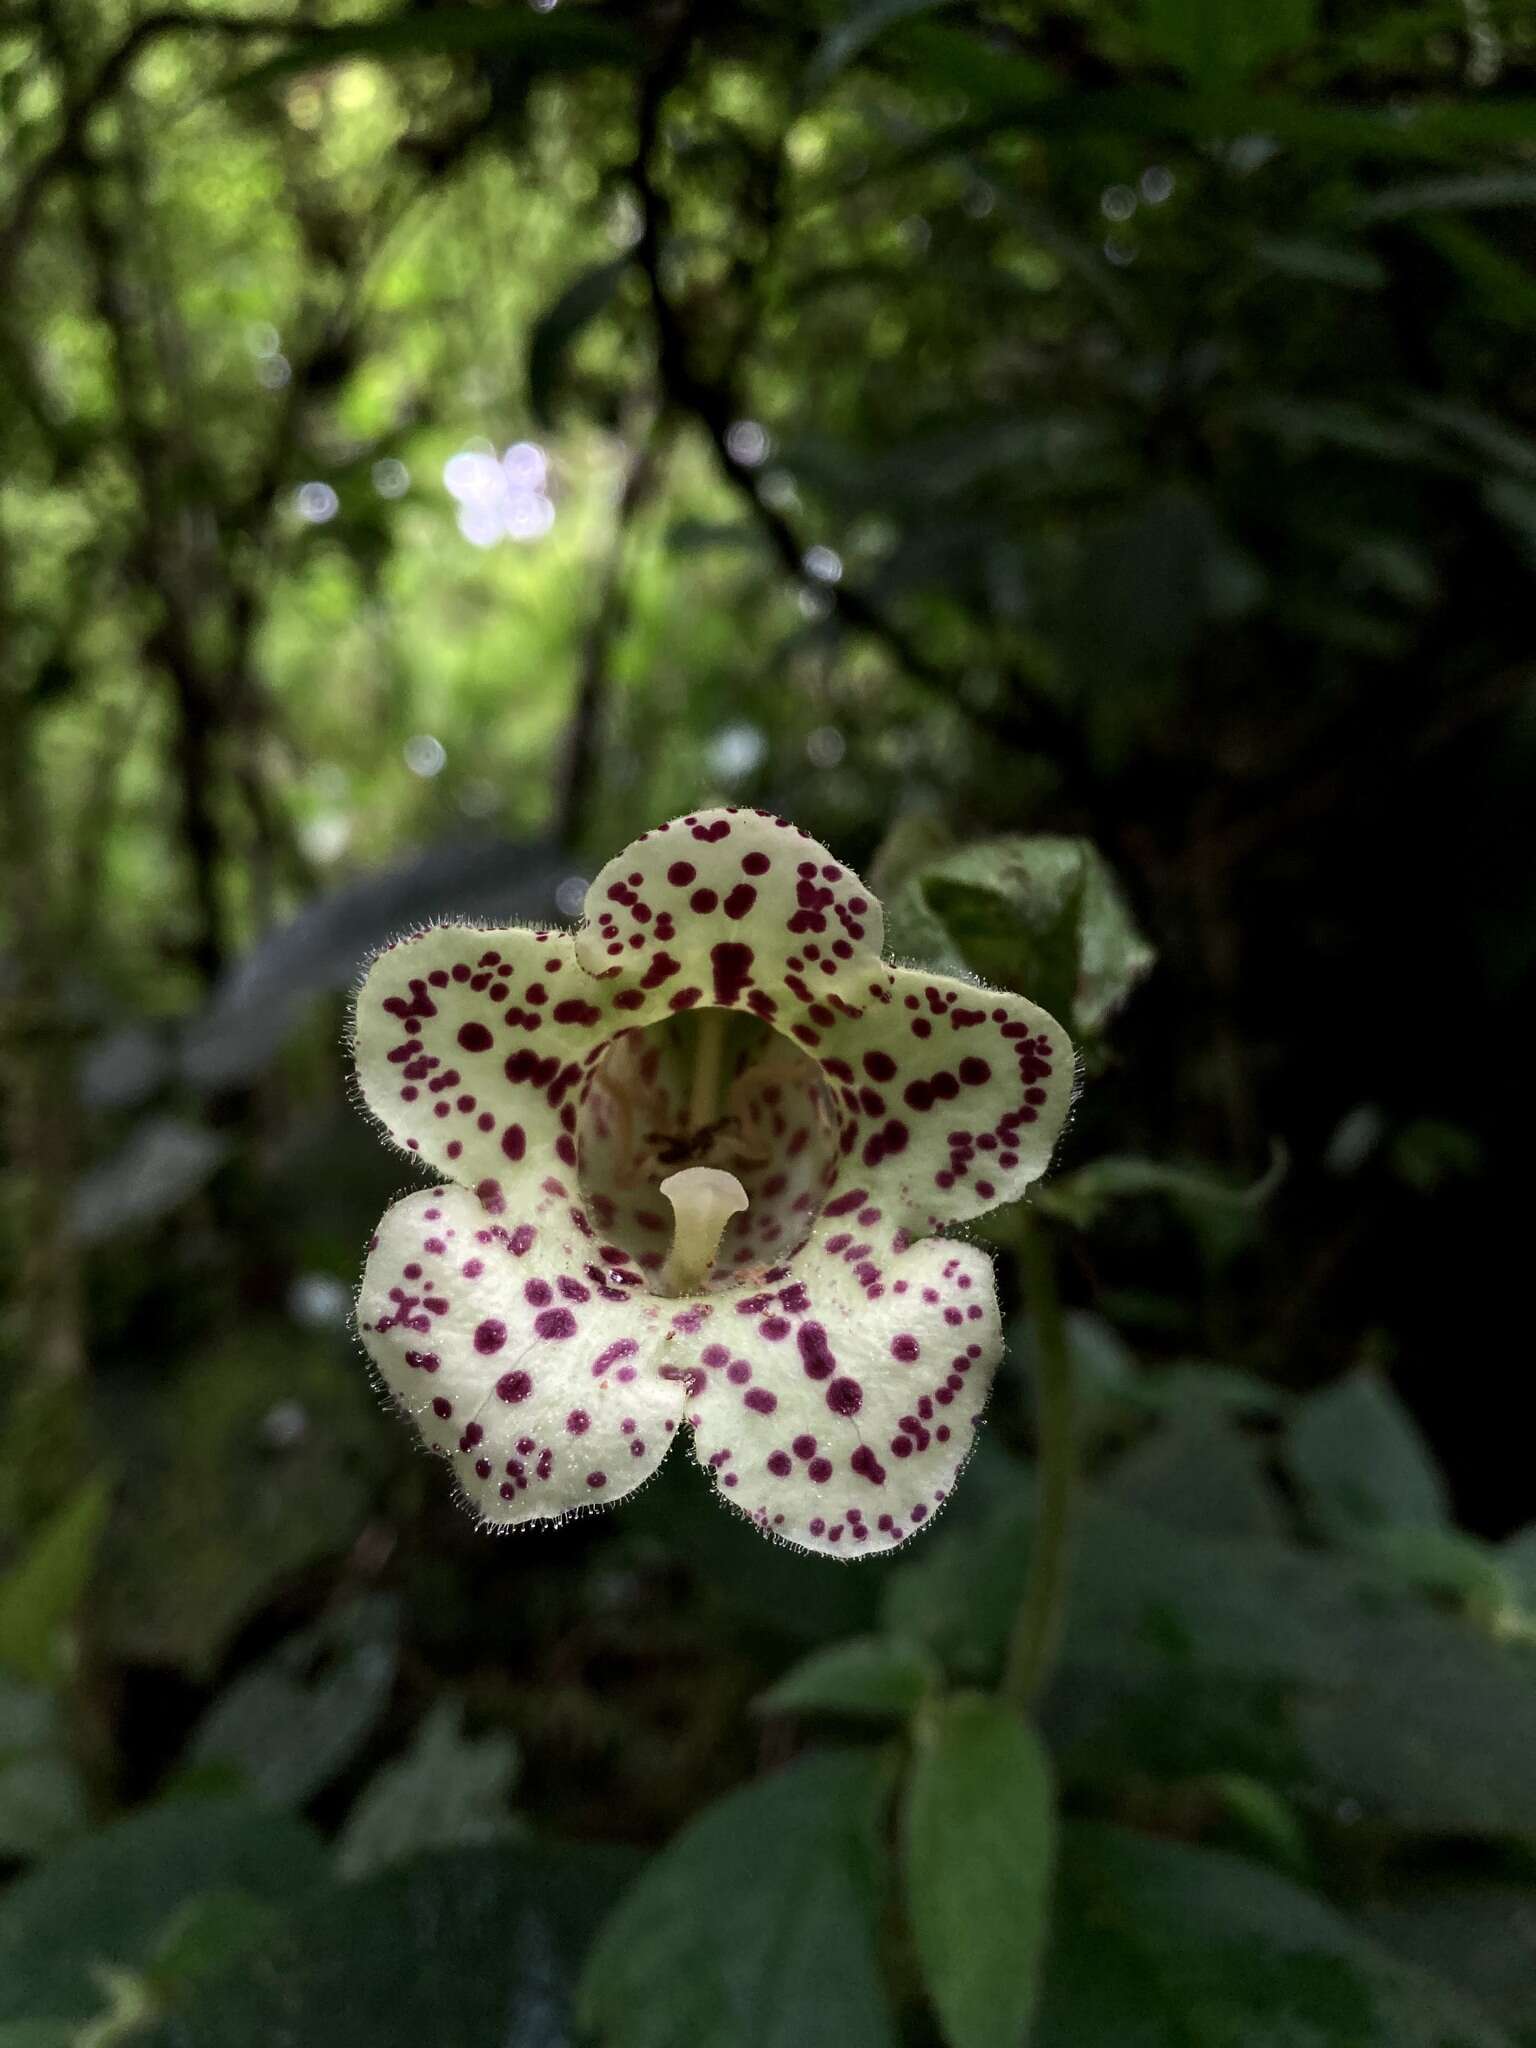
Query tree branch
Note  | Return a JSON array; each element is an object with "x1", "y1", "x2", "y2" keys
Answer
[{"x1": 627, "y1": 16, "x2": 1093, "y2": 783}]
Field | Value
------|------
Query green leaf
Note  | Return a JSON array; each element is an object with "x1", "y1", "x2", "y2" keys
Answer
[
  {"x1": 1014, "y1": 1310, "x2": 1139, "y2": 1442},
  {"x1": 578, "y1": 1751, "x2": 898, "y2": 2048},
  {"x1": 1104, "y1": 1409, "x2": 1285, "y2": 1541},
  {"x1": 756, "y1": 1636, "x2": 938, "y2": 1722},
  {"x1": 69, "y1": 1117, "x2": 228, "y2": 1243},
  {"x1": 1207, "y1": 1772, "x2": 1311, "y2": 1877},
  {"x1": 904, "y1": 1694, "x2": 1055, "y2": 2048},
  {"x1": 1251, "y1": 236, "x2": 1387, "y2": 289},
  {"x1": 230, "y1": 8, "x2": 637, "y2": 92},
  {"x1": 185, "y1": 1596, "x2": 398, "y2": 1808},
  {"x1": 0, "y1": 1674, "x2": 87, "y2": 1860},
  {"x1": 1412, "y1": 217, "x2": 1536, "y2": 332},
  {"x1": 135, "y1": 1840, "x2": 636, "y2": 2048},
  {"x1": 146, "y1": 1890, "x2": 287, "y2": 2001},
  {"x1": 0, "y1": 1800, "x2": 325, "y2": 2025},
  {"x1": 0, "y1": 1754, "x2": 86, "y2": 1864},
  {"x1": 807, "y1": 0, "x2": 960, "y2": 92},
  {"x1": 1119, "y1": 1361, "x2": 1287, "y2": 1421},
  {"x1": 1135, "y1": 0, "x2": 1316, "y2": 90},
  {"x1": 1348, "y1": 1523, "x2": 1512, "y2": 1619},
  {"x1": 887, "y1": 1491, "x2": 1536, "y2": 1836},
  {"x1": 1362, "y1": 1884, "x2": 1536, "y2": 2038},
  {"x1": 527, "y1": 258, "x2": 630, "y2": 428},
  {"x1": 1240, "y1": 396, "x2": 1442, "y2": 464},
  {"x1": 1409, "y1": 397, "x2": 1536, "y2": 480},
  {"x1": 1287, "y1": 1370, "x2": 1448, "y2": 1539},
  {"x1": 884, "y1": 834, "x2": 1153, "y2": 1041},
  {"x1": 336, "y1": 1698, "x2": 520, "y2": 1881},
  {"x1": 1292, "y1": 1612, "x2": 1536, "y2": 1836},
  {"x1": 1357, "y1": 171, "x2": 1536, "y2": 220},
  {"x1": 0, "y1": 1476, "x2": 111, "y2": 1687},
  {"x1": 97, "y1": 1330, "x2": 388, "y2": 1678},
  {"x1": 1503, "y1": 1524, "x2": 1536, "y2": 1611},
  {"x1": 1036, "y1": 1825, "x2": 1514, "y2": 2047},
  {"x1": 1485, "y1": 477, "x2": 1536, "y2": 568}
]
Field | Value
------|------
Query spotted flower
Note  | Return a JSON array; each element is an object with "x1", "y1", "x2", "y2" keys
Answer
[{"x1": 352, "y1": 808, "x2": 1074, "y2": 1556}]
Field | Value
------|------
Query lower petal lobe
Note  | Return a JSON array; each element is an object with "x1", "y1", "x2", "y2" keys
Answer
[
  {"x1": 358, "y1": 1182, "x2": 682, "y2": 1527},
  {"x1": 674, "y1": 1224, "x2": 1002, "y2": 1556}
]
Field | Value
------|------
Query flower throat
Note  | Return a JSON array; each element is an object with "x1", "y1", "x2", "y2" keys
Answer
[{"x1": 576, "y1": 1007, "x2": 839, "y2": 1291}]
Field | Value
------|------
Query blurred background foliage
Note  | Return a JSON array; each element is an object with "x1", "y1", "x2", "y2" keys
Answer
[{"x1": 2, "y1": 0, "x2": 1536, "y2": 2042}]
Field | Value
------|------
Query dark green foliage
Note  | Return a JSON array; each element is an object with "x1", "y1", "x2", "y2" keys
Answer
[
  {"x1": 1037, "y1": 1825, "x2": 1512, "y2": 2048},
  {"x1": 140, "y1": 1841, "x2": 636, "y2": 2048},
  {"x1": 578, "y1": 1752, "x2": 898, "y2": 2048},
  {"x1": 0, "y1": 1802, "x2": 327, "y2": 2026}
]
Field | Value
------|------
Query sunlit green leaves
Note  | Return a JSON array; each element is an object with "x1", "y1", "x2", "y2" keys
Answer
[
  {"x1": 904, "y1": 1695, "x2": 1055, "y2": 2048},
  {"x1": 579, "y1": 1752, "x2": 898, "y2": 2048}
]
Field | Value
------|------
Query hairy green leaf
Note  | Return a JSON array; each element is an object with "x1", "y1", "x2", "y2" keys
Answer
[
  {"x1": 336, "y1": 1698, "x2": 520, "y2": 1881},
  {"x1": 137, "y1": 1841, "x2": 635, "y2": 2048},
  {"x1": 756, "y1": 1635, "x2": 937, "y2": 1722},
  {"x1": 1286, "y1": 1370, "x2": 1448, "y2": 1539},
  {"x1": 0, "y1": 1801, "x2": 325, "y2": 2026},
  {"x1": 904, "y1": 1694, "x2": 1055, "y2": 2048},
  {"x1": 1037, "y1": 1825, "x2": 1513, "y2": 2047},
  {"x1": 185, "y1": 1596, "x2": 398, "y2": 1809},
  {"x1": 579, "y1": 1751, "x2": 897, "y2": 2048}
]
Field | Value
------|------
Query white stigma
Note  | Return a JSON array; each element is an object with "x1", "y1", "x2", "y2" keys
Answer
[{"x1": 658, "y1": 1166, "x2": 749, "y2": 1297}]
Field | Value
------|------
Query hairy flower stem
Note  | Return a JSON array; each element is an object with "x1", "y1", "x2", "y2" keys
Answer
[
  {"x1": 1002, "y1": 1212, "x2": 1076, "y2": 1712},
  {"x1": 687, "y1": 1007, "x2": 727, "y2": 1134}
]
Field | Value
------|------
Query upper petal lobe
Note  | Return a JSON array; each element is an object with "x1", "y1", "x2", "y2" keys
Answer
[
  {"x1": 353, "y1": 925, "x2": 613, "y2": 1188},
  {"x1": 814, "y1": 964, "x2": 1075, "y2": 1233},
  {"x1": 576, "y1": 809, "x2": 885, "y2": 1025}
]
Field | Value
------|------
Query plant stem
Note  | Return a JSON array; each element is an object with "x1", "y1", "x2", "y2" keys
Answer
[
  {"x1": 687, "y1": 1008, "x2": 727, "y2": 1134},
  {"x1": 1002, "y1": 1211, "x2": 1077, "y2": 1713}
]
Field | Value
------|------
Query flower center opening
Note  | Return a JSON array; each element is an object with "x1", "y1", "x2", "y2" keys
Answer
[{"x1": 576, "y1": 1008, "x2": 839, "y2": 1292}]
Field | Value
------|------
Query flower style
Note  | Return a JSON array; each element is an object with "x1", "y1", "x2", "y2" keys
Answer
[{"x1": 352, "y1": 808, "x2": 1074, "y2": 1556}]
